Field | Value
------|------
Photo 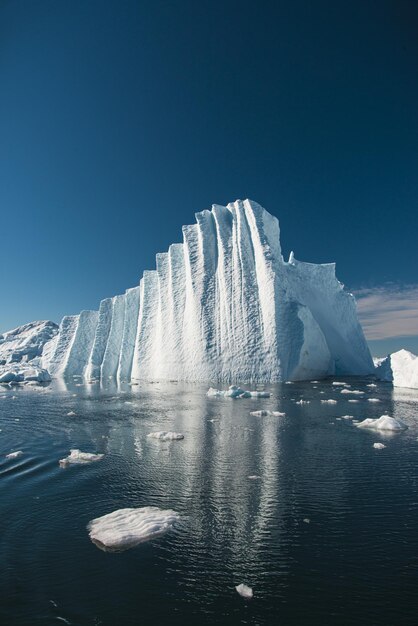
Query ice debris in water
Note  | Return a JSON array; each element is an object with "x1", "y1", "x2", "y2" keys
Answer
[
  {"x1": 87, "y1": 506, "x2": 180, "y2": 551},
  {"x1": 348, "y1": 399, "x2": 360, "y2": 403},
  {"x1": 341, "y1": 415, "x2": 354, "y2": 420},
  {"x1": 367, "y1": 383, "x2": 377, "y2": 388},
  {"x1": 373, "y1": 442, "x2": 386, "y2": 449},
  {"x1": 321, "y1": 399, "x2": 337, "y2": 404},
  {"x1": 147, "y1": 431, "x2": 184, "y2": 441},
  {"x1": 250, "y1": 410, "x2": 285, "y2": 417},
  {"x1": 332, "y1": 382, "x2": 348, "y2": 386},
  {"x1": 296, "y1": 399, "x2": 310, "y2": 405},
  {"x1": 6, "y1": 450, "x2": 23, "y2": 459},
  {"x1": 59, "y1": 449, "x2": 104, "y2": 467},
  {"x1": 367, "y1": 398, "x2": 380, "y2": 402},
  {"x1": 66, "y1": 411, "x2": 76, "y2": 416},
  {"x1": 207, "y1": 385, "x2": 270, "y2": 398},
  {"x1": 303, "y1": 518, "x2": 310, "y2": 524},
  {"x1": 340, "y1": 389, "x2": 364, "y2": 395},
  {"x1": 355, "y1": 416, "x2": 408, "y2": 431},
  {"x1": 248, "y1": 475, "x2": 261, "y2": 480},
  {"x1": 235, "y1": 583, "x2": 253, "y2": 599}
]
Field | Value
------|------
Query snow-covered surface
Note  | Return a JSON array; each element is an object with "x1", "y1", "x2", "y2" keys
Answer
[
  {"x1": 18, "y1": 199, "x2": 372, "y2": 383},
  {"x1": 147, "y1": 431, "x2": 184, "y2": 441},
  {"x1": 235, "y1": 584, "x2": 253, "y2": 599},
  {"x1": 0, "y1": 321, "x2": 57, "y2": 385},
  {"x1": 355, "y1": 416, "x2": 408, "y2": 431},
  {"x1": 87, "y1": 506, "x2": 180, "y2": 551},
  {"x1": 59, "y1": 449, "x2": 104, "y2": 467},
  {"x1": 375, "y1": 350, "x2": 418, "y2": 389}
]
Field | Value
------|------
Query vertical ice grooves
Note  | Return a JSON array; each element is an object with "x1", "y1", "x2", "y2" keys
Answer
[{"x1": 49, "y1": 199, "x2": 374, "y2": 382}]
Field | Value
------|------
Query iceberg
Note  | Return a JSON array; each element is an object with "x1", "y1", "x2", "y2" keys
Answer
[
  {"x1": 235, "y1": 583, "x2": 253, "y2": 599},
  {"x1": 87, "y1": 506, "x2": 180, "y2": 551},
  {"x1": 5, "y1": 450, "x2": 23, "y2": 459},
  {"x1": 375, "y1": 349, "x2": 418, "y2": 389},
  {"x1": 4, "y1": 200, "x2": 374, "y2": 384},
  {"x1": 355, "y1": 416, "x2": 408, "y2": 431},
  {"x1": 59, "y1": 449, "x2": 104, "y2": 467},
  {"x1": 147, "y1": 431, "x2": 184, "y2": 441},
  {"x1": 373, "y1": 443, "x2": 386, "y2": 449}
]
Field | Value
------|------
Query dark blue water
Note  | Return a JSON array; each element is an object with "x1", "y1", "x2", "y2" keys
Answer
[{"x1": 1, "y1": 378, "x2": 418, "y2": 626}]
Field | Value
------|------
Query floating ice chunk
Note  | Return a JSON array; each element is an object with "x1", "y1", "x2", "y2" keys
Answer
[
  {"x1": 250, "y1": 410, "x2": 285, "y2": 417},
  {"x1": 285, "y1": 382, "x2": 294, "y2": 384},
  {"x1": 66, "y1": 411, "x2": 76, "y2": 416},
  {"x1": 332, "y1": 382, "x2": 348, "y2": 386},
  {"x1": 87, "y1": 506, "x2": 180, "y2": 551},
  {"x1": 355, "y1": 416, "x2": 407, "y2": 431},
  {"x1": 321, "y1": 399, "x2": 337, "y2": 404},
  {"x1": 207, "y1": 386, "x2": 269, "y2": 399},
  {"x1": 348, "y1": 399, "x2": 359, "y2": 403},
  {"x1": 367, "y1": 398, "x2": 380, "y2": 403},
  {"x1": 296, "y1": 399, "x2": 310, "y2": 405},
  {"x1": 59, "y1": 449, "x2": 104, "y2": 467},
  {"x1": 235, "y1": 583, "x2": 253, "y2": 599},
  {"x1": 6, "y1": 450, "x2": 23, "y2": 459},
  {"x1": 341, "y1": 415, "x2": 354, "y2": 420},
  {"x1": 340, "y1": 389, "x2": 364, "y2": 395},
  {"x1": 373, "y1": 443, "x2": 386, "y2": 449},
  {"x1": 303, "y1": 518, "x2": 310, "y2": 524},
  {"x1": 248, "y1": 475, "x2": 261, "y2": 480},
  {"x1": 147, "y1": 431, "x2": 184, "y2": 441},
  {"x1": 367, "y1": 383, "x2": 377, "y2": 388}
]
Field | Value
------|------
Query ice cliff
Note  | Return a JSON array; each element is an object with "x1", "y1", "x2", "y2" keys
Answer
[
  {"x1": 374, "y1": 349, "x2": 418, "y2": 389},
  {"x1": 38, "y1": 199, "x2": 373, "y2": 382}
]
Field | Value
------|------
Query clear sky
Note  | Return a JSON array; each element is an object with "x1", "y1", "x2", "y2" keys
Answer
[{"x1": 1, "y1": 0, "x2": 417, "y2": 356}]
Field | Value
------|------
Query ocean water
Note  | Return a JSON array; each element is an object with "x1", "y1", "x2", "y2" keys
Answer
[{"x1": 1, "y1": 378, "x2": 418, "y2": 626}]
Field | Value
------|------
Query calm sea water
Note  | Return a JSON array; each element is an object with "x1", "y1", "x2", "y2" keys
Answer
[{"x1": 1, "y1": 378, "x2": 418, "y2": 626}]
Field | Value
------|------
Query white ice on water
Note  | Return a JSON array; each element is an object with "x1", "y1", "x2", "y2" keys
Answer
[
  {"x1": 59, "y1": 449, "x2": 104, "y2": 467},
  {"x1": 5, "y1": 450, "x2": 23, "y2": 459},
  {"x1": 250, "y1": 410, "x2": 285, "y2": 417},
  {"x1": 87, "y1": 506, "x2": 180, "y2": 550},
  {"x1": 355, "y1": 416, "x2": 408, "y2": 431},
  {"x1": 373, "y1": 443, "x2": 386, "y2": 449},
  {"x1": 147, "y1": 431, "x2": 184, "y2": 441},
  {"x1": 375, "y1": 349, "x2": 418, "y2": 389},
  {"x1": 235, "y1": 583, "x2": 253, "y2": 599}
]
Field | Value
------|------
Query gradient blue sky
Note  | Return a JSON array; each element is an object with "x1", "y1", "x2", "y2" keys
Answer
[{"x1": 1, "y1": 0, "x2": 417, "y2": 355}]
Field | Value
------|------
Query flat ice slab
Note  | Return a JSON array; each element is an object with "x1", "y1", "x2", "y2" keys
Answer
[
  {"x1": 59, "y1": 449, "x2": 104, "y2": 467},
  {"x1": 321, "y1": 399, "x2": 337, "y2": 404},
  {"x1": 235, "y1": 583, "x2": 253, "y2": 599},
  {"x1": 355, "y1": 416, "x2": 408, "y2": 431},
  {"x1": 250, "y1": 410, "x2": 285, "y2": 417},
  {"x1": 88, "y1": 506, "x2": 180, "y2": 551},
  {"x1": 373, "y1": 443, "x2": 386, "y2": 449},
  {"x1": 6, "y1": 450, "x2": 23, "y2": 459},
  {"x1": 147, "y1": 431, "x2": 184, "y2": 441}
]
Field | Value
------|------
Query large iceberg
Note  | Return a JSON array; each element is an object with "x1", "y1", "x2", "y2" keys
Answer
[
  {"x1": 6, "y1": 200, "x2": 374, "y2": 383},
  {"x1": 375, "y1": 349, "x2": 418, "y2": 389}
]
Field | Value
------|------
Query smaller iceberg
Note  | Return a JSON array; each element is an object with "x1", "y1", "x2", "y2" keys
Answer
[
  {"x1": 6, "y1": 450, "x2": 23, "y2": 459},
  {"x1": 59, "y1": 449, "x2": 104, "y2": 467},
  {"x1": 207, "y1": 386, "x2": 270, "y2": 398},
  {"x1": 355, "y1": 416, "x2": 407, "y2": 431},
  {"x1": 235, "y1": 583, "x2": 253, "y2": 599},
  {"x1": 147, "y1": 431, "x2": 184, "y2": 441},
  {"x1": 373, "y1": 442, "x2": 386, "y2": 449},
  {"x1": 88, "y1": 506, "x2": 180, "y2": 551},
  {"x1": 250, "y1": 410, "x2": 285, "y2": 417}
]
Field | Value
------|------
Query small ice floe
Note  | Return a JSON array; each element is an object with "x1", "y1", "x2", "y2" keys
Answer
[
  {"x1": 59, "y1": 449, "x2": 104, "y2": 467},
  {"x1": 373, "y1": 443, "x2": 386, "y2": 449},
  {"x1": 88, "y1": 506, "x2": 180, "y2": 551},
  {"x1": 250, "y1": 410, "x2": 285, "y2": 417},
  {"x1": 147, "y1": 431, "x2": 184, "y2": 441},
  {"x1": 355, "y1": 415, "x2": 408, "y2": 431},
  {"x1": 248, "y1": 475, "x2": 261, "y2": 480},
  {"x1": 296, "y1": 399, "x2": 310, "y2": 405},
  {"x1": 332, "y1": 382, "x2": 348, "y2": 386},
  {"x1": 207, "y1": 386, "x2": 270, "y2": 399},
  {"x1": 66, "y1": 411, "x2": 76, "y2": 416},
  {"x1": 367, "y1": 398, "x2": 380, "y2": 403},
  {"x1": 285, "y1": 381, "x2": 294, "y2": 384},
  {"x1": 341, "y1": 415, "x2": 354, "y2": 420},
  {"x1": 6, "y1": 450, "x2": 23, "y2": 459},
  {"x1": 124, "y1": 401, "x2": 134, "y2": 405},
  {"x1": 311, "y1": 380, "x2": 319, "y2": 383},
  {"x1": 303, "y1": 518, "x2": 310, "y2": 524},
  {"x1": 348, "y1": 399, "x2": 360, "y2": 403},
  {"x1": 321, "y1": 399, "x2": 337, "y2": 404},
  {"x1": 235, "y1": 583, "x2": 253, "y2": 599},
  {"x1": 367, "y1": 383, "x2": 378, "y2": 388},
  {"x1": 340, "y1": 389, "x2": 364, "y2": 395}
]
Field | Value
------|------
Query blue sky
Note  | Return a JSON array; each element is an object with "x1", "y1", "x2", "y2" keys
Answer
[{"x1": 1, "y1": 0, "x2": 417, "y2": 355}]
